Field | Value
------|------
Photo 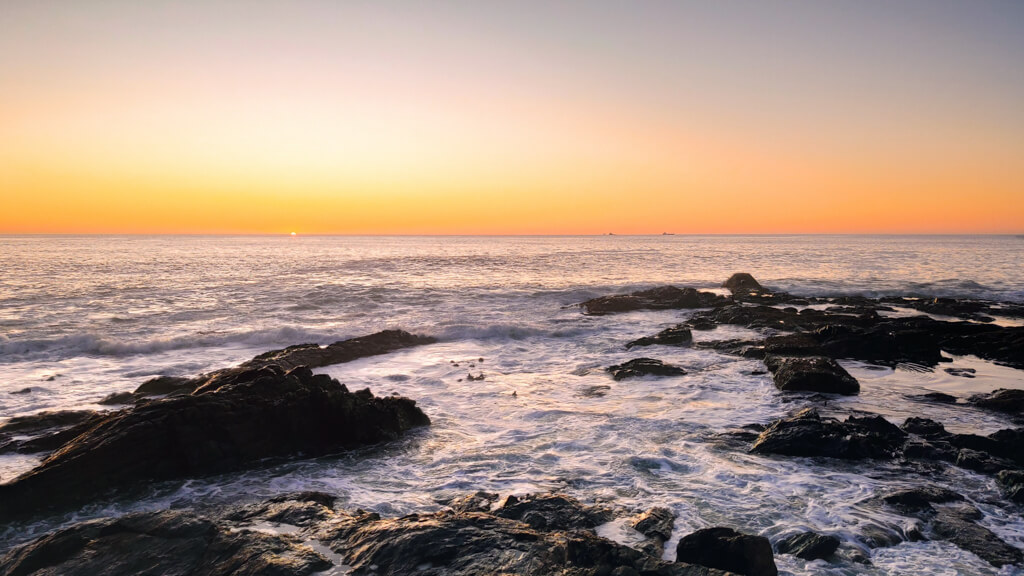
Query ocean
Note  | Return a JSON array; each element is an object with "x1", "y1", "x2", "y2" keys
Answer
[{"x1": 2, "y1": 234, "x2": 1023, "y2": 575}]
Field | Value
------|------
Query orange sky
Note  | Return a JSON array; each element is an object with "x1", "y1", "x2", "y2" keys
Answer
[{"x1": 2, "y1": 1, "x2": 1023, "y2": 234}]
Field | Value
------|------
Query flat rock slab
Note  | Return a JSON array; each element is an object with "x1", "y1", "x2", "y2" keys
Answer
[
  {"x1": 764, "y1": 355, "x2": 860, "y2": 395},
  {"x1": 606, "y1": 358, "x2": 686, "y2": 381},
  {"x1": 581, "y1": 286, "x2": 727, "y2": 315}
]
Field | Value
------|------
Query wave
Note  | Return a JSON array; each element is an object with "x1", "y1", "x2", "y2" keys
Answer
[{"x1": 0, "y1": 326, "x2": 345, "y2": 363}]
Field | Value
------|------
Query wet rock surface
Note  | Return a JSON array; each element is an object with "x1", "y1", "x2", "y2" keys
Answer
[
  {"x1": 0, "y1": 365, "x2": 430, "y2": 518},
  {"x1": 763, "y1": 355, "x2": 860, "y2": 395},
  {"x1": 0, "y1": 507, "x2": 332, "y2": 576},
  {"x1": 626, "y1": 325, "x2": 693, "y2": 349},
  {"x1": 774, "y1": 531, "x2": 840, "y2": 561},
  {"x1": 0, "y1": 410, "x2": 101, "y2": 457},
  {"x1": 750, "y1": 408, "x2": 906, "y2": 460},
  {"x1": 874, "y1": 487, "x2": 1023, "y2": 567},
  {"x1": 606, "y1": 358, "x2": 686, "y2": 381},
  {"x1": 580, "y1": 286, "x2": 727, "y2": 315},
  {"x1": 676, "y1": 527, "x2": 777, "y2": 576}
]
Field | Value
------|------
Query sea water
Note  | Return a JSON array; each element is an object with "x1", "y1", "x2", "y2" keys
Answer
[{"x1": 2, "y1": 235, "x2": 1023, "y2": 575}]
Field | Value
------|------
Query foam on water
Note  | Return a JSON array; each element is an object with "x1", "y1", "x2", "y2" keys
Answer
[{"x1": 2, "y1": 235, "x2": 1024, "y2": 574}]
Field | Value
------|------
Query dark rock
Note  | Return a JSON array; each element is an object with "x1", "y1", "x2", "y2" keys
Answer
[
  {"x1": 0, "y1": 365, "x2": 429, "y2": 517},
  {"x1": 775, "y1": 531, "x2": 840, "y2": 560},
  {"x1": 581, "y1": 286, "x2": 728, "y2": 315},
  {"x1": 723, "y1": 273, "x2": 764, "y2": 294},
  {"x1": 874, "y1": 487, "x2": 1023, "y2": 567},
  {"x1": 0, "y1": 410, "x2": 96, "y2": 435},
  {"x1": 944, "y1": 367, "x2": 976, "y2": 378},
  {"x1": 630, "y1": 506, "x2": 675, "y2": 556},
  {"x1": 0, "y1": 508, "x2": 331, "y2": 576},
  {"x1": 996, "y1": 470, "x2": 1024, "y2": 504},
  {"x1": 98, "y1": 391, "x2": 137, "y2": 405},
  {"x1": 224, "y1": 491, "x2": 338, "y2": 527},
  {"x1": 763, "y1": 356, "x2": 859, "y2": 395},
  {"x1": 626, "y1": 325, "x2": 693, "y2": 349},
  {"x1": 492, "y1": 493, "x2": 613, "y2": 531},
  {"x1": 676, "y1": 527, "x2": 778, "y2": 576},
  {"x1": 631, "y1": 506, "x2": 675, "y2": 542},
  {"x1": 955, "y1": 448, "x2": 1009, "y2": 474},
  {"x1": 606, "y1": 358, "x2": 686, "y2": 381},
  {"x1": 932, "y1": 504, "x2": 1023, "y2": 567},
  {"x1": 901, "y1": 417, "x2": 948, "y2": 438},
  {"x1": 133, "y1": 375, "x2": 195, "y2": 397},
  {"x1": 881, "y1": 487, "x2": 964, "y2": 511},
  {"x1": 910, "y1": 392, "x2": 958, "y2": 404},
  {"x1": 750, "y1": 409, "x2": 905, "y2": 460},
  {"x1": 8, "y1": 388, "x2": 34, "y2": 395},
  {"x1": 242, "y1": 329, "x2": 437, "y2": 371},
  {"x1": 969, "y1": 388, "x2": 1024, "y2": 414},
  {"x1": 318, "y1": 495, "x2": 731, "y2": 576}
]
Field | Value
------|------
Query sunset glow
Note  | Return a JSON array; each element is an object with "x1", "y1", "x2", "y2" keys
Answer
[{"x1": 3, "y1": 1, "x2": 1023, "y2": 234}]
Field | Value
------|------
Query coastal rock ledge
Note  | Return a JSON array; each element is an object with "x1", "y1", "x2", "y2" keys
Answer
[
  {"x1": 0, "y1": 364, "x2": 430, "y2": 518},
  {"x1": 0, "y1": 492, "x2": 742, "y2": 576}
]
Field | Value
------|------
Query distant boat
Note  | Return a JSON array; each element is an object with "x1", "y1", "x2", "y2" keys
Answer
[
  {"x1": 606, "y1": 232, "x2": 616, "y2": 236},
  {"x1": 662, "y1": 232, "x2": 674, "y2": 235}
]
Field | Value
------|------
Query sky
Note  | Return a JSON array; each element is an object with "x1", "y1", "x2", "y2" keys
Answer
[{"x1": 2, "y1": 1, "x2": 1023, "y2": 234}]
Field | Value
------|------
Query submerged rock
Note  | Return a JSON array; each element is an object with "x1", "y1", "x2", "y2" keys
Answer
[
  {"x1": 996, "y1": 470, "x2": 1024, "y2": 503},
  {"x1": 0, "y1": 365, "x2": 429, "y2": 517},
  {"x1": 775, "y1": 531, "x2": 840, "y2": 561},
  {"x1": 581, "y1": 286, "x2": 727, "y2": 315},
  {"x1": 676, "y1": 527, "x2": 777, "y2": 576},
  {"x1": 750, "y1": 409, "x2": 905, "y2": 460},
  {"x1": 763, "y1": 355, "x2": 860, "y2": 395},
  {"x1": 626, "y1": 325, "x2": 693, "y2": 349},
  {"x1": 606, "y1": 358, "x2": 686, "y2": 381}
]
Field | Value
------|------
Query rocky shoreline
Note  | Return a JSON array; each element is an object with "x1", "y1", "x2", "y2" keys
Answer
[{"x1": 1, "y1": 276, "x2": 1023, "y2": 574}]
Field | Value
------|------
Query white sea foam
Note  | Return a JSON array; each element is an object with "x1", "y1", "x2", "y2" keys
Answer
[{"x1": 1, "y1": 235, "x2": 1023, "y2": 574}]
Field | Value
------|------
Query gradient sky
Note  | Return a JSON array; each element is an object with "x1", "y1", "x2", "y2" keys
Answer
[{"x1": 2, "y1": 1, "x2": 1023, "y2": 234}]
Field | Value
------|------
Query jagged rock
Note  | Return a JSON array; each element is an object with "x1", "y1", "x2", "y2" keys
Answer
[
  {"x1": 875, "y1": 487, "x2": 1023, "y2": 567},
  {"x1": 626, "y1": 326, "x2": 693, "y2": 349},
  {"x1": 581, "y1": 286, "x2": 727, "y2": 315},
  {"x1": 676, "y1": 527, "x2": 777, "y2": 576},
  {"x1": 630, "y1": 506, "x2": 675, "y2": 556},
  {"x1": 134, "y1": 375, "x2": 195, "y2": 397},
  {"x1": 775, "y1": 531, "x2": 840, "y2": 560},
  {"x1": 996, "y1": 470, "x2": 1024, "y2": 504},
  {"x1": 0, "y1": 365, "x2": 429, "y2": 517},
  {"x1": 932, "y1": 505, "x2": 1023, "y2": 567},
  {"x1": 491, "y1": 493, "x2": 613, "y2": 531},
  {"x1": 0, "y1": 508, "x2": 331, "y2": 576},
  {"x1": 750, "y1": 409, "x2": 905, "y2": 460},
  {"x1": 969, "y1": 388, "x2": 1024, "y2": 414},
  {"x1": 606, "y1": 358, "x2": 686, "y2": 381},
  {"x1": 224, "y1": 491, "x2": 339, "y2": 527},
  {"x1": 317, "y1": 494, "x2": 731, "y2": 576},
  {"x1": 763, "y1": 356, "x2": 860, "y2": 395}
]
